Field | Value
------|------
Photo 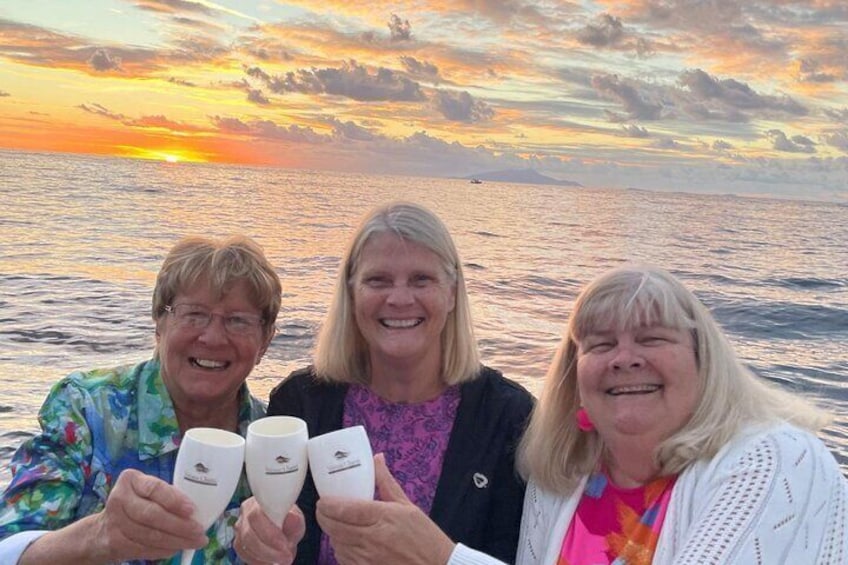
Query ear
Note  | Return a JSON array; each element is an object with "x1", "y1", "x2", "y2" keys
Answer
[{"x1": 448, "y1": 283, "x2": 457, "y2": 313}]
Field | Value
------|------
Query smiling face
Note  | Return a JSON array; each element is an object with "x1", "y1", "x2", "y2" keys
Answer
[
  {"x1": 576, "y1": 324, "x2": 701, "y2": 451},
  {"x1": 351, "y1": 232, "x2": 456, "y2": 374},
  {"x1": 156, "y1": 278, "x2": 272, "y2": 413}
]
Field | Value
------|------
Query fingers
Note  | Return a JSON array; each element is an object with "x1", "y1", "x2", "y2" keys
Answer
[
  {"x1": 127, "y1": 468, "x2": 196, "y2": 517},
  {"x1": 235, "y1": 497, "x2": 302, "y2": 565},
  {"x1": 93, "y1": 470, "x2": 207, "y2": 562},
  {"x1": 372, "y1": 453, "x2": 411, "y2": 504},
  {"x1": 282, "y1": 505, "x2": 306, "y2": 547},
  {"x1": 118, "y1": 471, "x2": 205, "y2": 543},
  {"x1": 317, "y1": 497, "x2": 454, "y2": 565}
]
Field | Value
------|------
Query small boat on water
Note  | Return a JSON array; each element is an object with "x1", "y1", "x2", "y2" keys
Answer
[{"x1": 470, "y1": 178, "x2": 483, "y2": 184}]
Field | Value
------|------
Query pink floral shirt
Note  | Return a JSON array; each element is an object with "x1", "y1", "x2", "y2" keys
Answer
[
  {"x1": 318, "y1": 383, "x2": 460, "y2": 564},
  {"x1": 558, "y1": 472, "x2": 677, "y2": 565}
]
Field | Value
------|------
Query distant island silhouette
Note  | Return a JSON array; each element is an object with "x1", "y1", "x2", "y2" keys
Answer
[{"x1": 463, "y1": 169, "x2": 582, "y2": 187}]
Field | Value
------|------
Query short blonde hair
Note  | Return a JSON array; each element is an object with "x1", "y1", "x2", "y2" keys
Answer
[
  {"x1": 313, "y1": 202, "x2": 480, "y2": 384},
  {"x1": 152, "y1": 235, "x2": 281, "y2": 344},
  {"x1": 518, "y1": 263, "x2": 830, "y2": 493}
]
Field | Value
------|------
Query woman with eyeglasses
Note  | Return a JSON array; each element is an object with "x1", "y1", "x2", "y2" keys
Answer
[
  {"x1": 0, "y1": 236, "x2": 304, "y2": 564},
  {"x1": 234, "y1": 202, "x2": 534, "y2": 565}
]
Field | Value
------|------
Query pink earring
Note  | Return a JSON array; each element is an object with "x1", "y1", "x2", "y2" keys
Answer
[{"x1": 576, "y1": 407, "x2": 594, "y2": 432}]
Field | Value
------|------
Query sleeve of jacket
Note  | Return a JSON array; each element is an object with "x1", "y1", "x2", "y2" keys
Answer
[
  {"x1": 433, "y1": 367, "x2": 534, "y2": 564},
  {"x1": 483, "y1": 374, "x2": 534, "y2": 563}
]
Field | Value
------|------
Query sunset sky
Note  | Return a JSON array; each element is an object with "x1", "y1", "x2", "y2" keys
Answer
[{"x1": 1, "y1": 1, "x2": 846, "y2": 201}]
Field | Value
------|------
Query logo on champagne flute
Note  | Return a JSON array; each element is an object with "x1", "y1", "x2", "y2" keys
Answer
[
  {"x1": 182, "y1": 461, "x2": 219, "y2": 486},
  {"x1": 327, "y1": 448, "x2": 362, "y2": 474},
  {"x1": 264, "y1": 453, "x2": 301, "y2": 475}
]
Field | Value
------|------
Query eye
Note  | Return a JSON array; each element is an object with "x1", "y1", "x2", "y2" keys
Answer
[
  {"x1": 227, "y1": 315, "x2": 251, "y2": 330},
  {"x1": 182, "y1": 307, "x2": 211, "y2": 325},
  {"x1": 637, "y1": 327, "x2": 677, "y2": 345},
  {"x1": 363, "y1": 276, "x2": 392, "y2": 289},
  {"x1": 641, "y1": 335, "x2": 667, "y2": 344},
  {"x1": 411, "y1": 273, "x2": 436, "y2": 287},
  {"x1": 581, "y1": 339, "x2": 614, "y2": 353}
]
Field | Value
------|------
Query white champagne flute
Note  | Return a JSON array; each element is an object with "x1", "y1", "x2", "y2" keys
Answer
[
  {"x1": 173, "y1": 427, "x2": 246, "y2": 565},
  {"x1": 245, "y1": 416, "x2": 309, "y2": 526},
  {"x1": 307, "y1": 425, "x2": 375, "y2": 500}
]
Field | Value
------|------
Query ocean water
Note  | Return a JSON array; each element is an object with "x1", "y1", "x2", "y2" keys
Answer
[{"x1": 1, "y1": 149, "x2": 846, "y2": 488}]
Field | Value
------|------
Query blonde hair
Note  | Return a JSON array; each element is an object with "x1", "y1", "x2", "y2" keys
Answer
[
  {"x1": 518, "y1": 263, "x2": 831, "y2": 493},
  {"x1": 313, "y1": 202, "x2": 480, "y2": 384},
  {"x1": 152, "y1": 235, "x2": 281, "y2": 349}
]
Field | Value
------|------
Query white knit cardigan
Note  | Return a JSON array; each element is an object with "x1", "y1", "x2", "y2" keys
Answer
[{"x1": 450, "y1": 422, "x2": 847, "y2": 565}]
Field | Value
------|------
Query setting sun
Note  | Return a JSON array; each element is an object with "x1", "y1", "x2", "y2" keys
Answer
[{"x1": 164, "y1": 154, "x2": 178, "y2": 163}]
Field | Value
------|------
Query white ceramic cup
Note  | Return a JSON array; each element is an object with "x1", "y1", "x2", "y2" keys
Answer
[
  {"x1": 245, "y1": 416, "x2": 309, "y2": 526},
  {"x1": 306, "y1": 425, "x2": 374, "y2": 500},
  {"x1": 173, "y1": 427, "x2": 246, "y2": 565}
]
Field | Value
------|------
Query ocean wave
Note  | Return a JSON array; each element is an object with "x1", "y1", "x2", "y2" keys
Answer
[{"x1": 710, "y1": 300, "x2": 848, "y2": 340}]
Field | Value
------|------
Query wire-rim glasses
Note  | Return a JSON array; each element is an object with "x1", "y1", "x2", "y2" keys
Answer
[{"x1": 164, "y1": 304, "x2": 265, "y2": 336}]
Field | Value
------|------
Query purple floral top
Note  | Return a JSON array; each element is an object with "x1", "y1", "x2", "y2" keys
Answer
[{"x1": 318, "y1": 383, "x2": 461, "y2": 565}]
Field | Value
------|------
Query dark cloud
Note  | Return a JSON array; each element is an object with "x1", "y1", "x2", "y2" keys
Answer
[
  {"x1": 78, "y1": 104, "x2": 205, "y2": 132},
  {"x1": 432, "y1": 90, "x2": 494, "y2": 122},
  {"x1": 88, "y1": 48, "x2": 122, "y2": 72},
  {"x1": 824, "y1": 108, "x2": 848, "y2": 123},
  {"x1": 327, "y1": 117, "x2": 377, "y2": 141},
  {"x1": 246, "y1": 60, "x2": 426, "y2": 102},
  {"x1": 0, "y1": 90, "x2": 9, "y2": 97},
  {"x1": 573, "y1": 13, "x2": 655, "y2": 56},
  {"x1": 388, "y1": 14, "x2": 412, "y2": 42},
  {"x1": 78, "y1": 103, "x2": 125, "y2": 121},
  {"x1": 798, "y1": 59, "x2": 837, "y2": 83},
  {"x1": 246, "y1": 46, "x2": 292, "y2": 62},
  {"x1": 681, "y1": 102, "x2": 748, "y2": 123},
  {"x1": 247, "y1": 89, "x2": 270, "y2": 105},
  {"x1": 592, "y1": 74, "x2": 664, "y2": 121},
  {"x1": 577, "y1": 14, "x2": 624, "y2": 47},
  {"x1": 681, "y1": 69, "x2": 763, "y2": 109},
  {"x1": 679, "y1": 69, "x2": 808, "y2": 118},
  {"x1": 713, "y1": 139, "x2": 734, "y2": 150},
  {"x1": 822, "y1": 130, "x2": 848, "y2": 153},
  {"x1": 211, "y1": 115, "x2": 327, "y2": 143},
  {"x1": 360, "y1": 30, "x2": 379, "y2": 44},
  {"x1": 168, "y1": 77, "x2": 196, "y2": 87},
  {"x1": 400, "y1": 56, "x2": 440, "y2": 81},
  {"x1": 131, "y1": 114, "x2": 204, "y2": 132},
  {"x1": 767, "y1": 129, "x2": 816, "y2": 153},
  {"x1": 209, "y1": 116, "x2": 252, "y2": 133}
]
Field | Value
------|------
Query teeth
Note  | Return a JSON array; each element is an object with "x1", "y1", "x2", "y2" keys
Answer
[
  {"x1": 381, "y1": 318, "x2": 422, "y2": 328},
  {"x1": 607, "y1": 384, "x2": 661, "y2": 396},
  {"x1": 193, "y1": 358, "x2": 227, "y2": 369}
]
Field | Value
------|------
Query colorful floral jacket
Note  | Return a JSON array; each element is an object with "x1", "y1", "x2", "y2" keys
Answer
[{"x1": 0, "y1": 359, "x2": 265, "y2": 564}]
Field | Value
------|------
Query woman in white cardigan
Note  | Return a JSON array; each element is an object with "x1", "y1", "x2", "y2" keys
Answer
[{"x1": 450, "y1": 264, "x2": 847, "y2": 565}]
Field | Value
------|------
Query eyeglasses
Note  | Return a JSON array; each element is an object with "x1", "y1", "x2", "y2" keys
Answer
[{"x1": 164, "y1": 304, "x2": 265, "y2": 336}]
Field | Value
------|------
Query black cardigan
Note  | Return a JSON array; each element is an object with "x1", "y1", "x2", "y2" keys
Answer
[{"x1": 268, "y1": 365, "x2": 534, "y2": 564}]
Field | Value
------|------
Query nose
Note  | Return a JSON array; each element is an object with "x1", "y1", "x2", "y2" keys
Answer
[
  {"x1": 197, "y1": 316, "x2": 229, "y2": 345},
  {"x1": 386, "y1": 284, "x2": 415, "y2": 306},
  {"x1": 609, "y1": 343, "x2": 644, "y2": 371}
]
